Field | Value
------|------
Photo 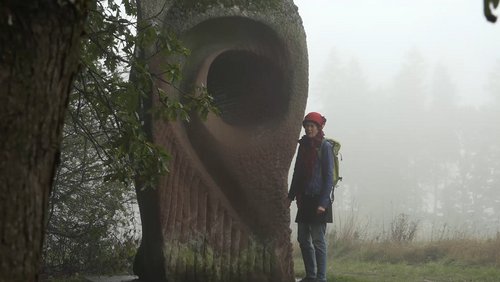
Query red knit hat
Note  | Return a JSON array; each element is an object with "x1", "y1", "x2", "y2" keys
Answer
[{"x1": 303, "y1": 112, "x2": 326, "y2": 127}]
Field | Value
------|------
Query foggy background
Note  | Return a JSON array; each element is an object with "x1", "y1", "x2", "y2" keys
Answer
[{"x1": 290, "y1": 0, "x2": 500, "y2": 237}]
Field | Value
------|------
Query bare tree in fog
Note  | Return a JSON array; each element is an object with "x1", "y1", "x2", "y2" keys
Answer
[
  {"x1": 442, "y1": 61, "x2": 500, "y2": 228},
  {"x1": 314, "y1": 47, "x2": 500, "y2": 233},
  {"x1": 388, "y1": 49, "x2": 429, "y2": 215},
  {"x1": 422, "y1": 64, "x2": 460, "y2": 221}
]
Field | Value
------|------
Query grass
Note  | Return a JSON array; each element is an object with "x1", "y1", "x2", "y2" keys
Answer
[
  {"x1": 294, "y1": 256, "x2": 500, "y2": 282},
  {"x1": 45, "y1": 212, "x2": 500, "y2": 281},
  {"x1": 292, "y1": 213, "x2": 500, "y2": 281},
  {"x1": 338, "y1": 259, "x2": 500, "y2": 282}
]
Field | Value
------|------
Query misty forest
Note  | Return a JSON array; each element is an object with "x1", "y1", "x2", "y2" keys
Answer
[{"x1": 315, "y1": 50, "x2": 500, "y2": 237}]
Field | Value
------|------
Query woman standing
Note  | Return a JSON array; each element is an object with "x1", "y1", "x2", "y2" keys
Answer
[{"x1": 287, "y1": 112, "x2": 334, "y2": 282}]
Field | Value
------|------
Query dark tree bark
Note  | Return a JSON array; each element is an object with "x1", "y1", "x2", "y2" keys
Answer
[{"x1": 0, "y1": 1, "x2": 87, "y2": 281}]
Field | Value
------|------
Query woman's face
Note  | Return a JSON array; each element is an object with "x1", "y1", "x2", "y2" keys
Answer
[{"x1": 303, "y1": 121, "x2": 320, "y2": 138}]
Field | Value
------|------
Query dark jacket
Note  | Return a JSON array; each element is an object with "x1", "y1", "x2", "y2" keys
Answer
[{"x1": 288, "y1": 138, "x2": 334, "y2": 223}]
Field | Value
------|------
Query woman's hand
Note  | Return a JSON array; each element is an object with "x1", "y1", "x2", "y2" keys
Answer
[{"x1": 316, "y1": 206, "x2": 326, "y2": 214}]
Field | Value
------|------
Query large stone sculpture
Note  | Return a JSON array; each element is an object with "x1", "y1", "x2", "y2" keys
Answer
[{"x1": 133, "y1": 1, "x2": 308, "y2": 281}]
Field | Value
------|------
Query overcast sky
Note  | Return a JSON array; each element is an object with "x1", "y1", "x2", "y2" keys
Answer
[{"x1": 293, "y1": 0, "x2": 500, "y2": 107}]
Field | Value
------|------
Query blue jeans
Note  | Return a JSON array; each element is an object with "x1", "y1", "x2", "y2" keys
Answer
[{"x1": 297, "y1": 222, "x2": 328, "y2": 281}]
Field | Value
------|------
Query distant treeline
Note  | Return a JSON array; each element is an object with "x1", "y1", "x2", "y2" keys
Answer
[{"x1": 314, "y1": 50, "x2": 500, "y2": 234}]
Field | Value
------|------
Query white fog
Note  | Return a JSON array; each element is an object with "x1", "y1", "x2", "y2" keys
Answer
[{"x1": 291, "y1": 0, "x2": 500, "y2": 238}]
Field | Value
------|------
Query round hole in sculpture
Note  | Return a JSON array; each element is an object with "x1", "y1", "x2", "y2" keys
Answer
[{"x1": 207, "y1": 50, "x2": 285, "y2": 127}]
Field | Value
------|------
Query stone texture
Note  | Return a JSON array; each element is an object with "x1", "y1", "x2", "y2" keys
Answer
[{"x1": 133, "y1": 1, "x2": 308, "y2": 281}]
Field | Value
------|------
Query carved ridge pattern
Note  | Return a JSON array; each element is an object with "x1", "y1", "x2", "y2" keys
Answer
[{"x1": 156, "y1": 125, "x2": 276, "y2": 281}]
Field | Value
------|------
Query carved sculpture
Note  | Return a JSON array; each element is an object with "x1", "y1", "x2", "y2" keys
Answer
[{"x1": 133, "y1": 1, "x2": 308, "y2": 281}]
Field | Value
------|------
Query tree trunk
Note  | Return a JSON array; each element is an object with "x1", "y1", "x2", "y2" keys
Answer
[{"x1": 0, "y1": 1, "x2": 87, "y2": 281}]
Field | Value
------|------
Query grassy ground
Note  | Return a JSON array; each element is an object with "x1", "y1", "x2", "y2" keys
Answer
[
  {"x1": 292, "y1": 228, "x2": 500, "y2": 282},
  {"x1": 46, "y1": 212, "x2": 500, "y2": 282},
  {"x1": 294, "y1": 257, "x2": 500, "y2": 282},
  {"x1": 46, "y1": 255, "x2": 500, "y2": 281}
]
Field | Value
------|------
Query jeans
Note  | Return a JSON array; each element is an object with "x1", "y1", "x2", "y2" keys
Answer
[{"x1": 297, "y1": 222, "x2": 328, "y2": 281}]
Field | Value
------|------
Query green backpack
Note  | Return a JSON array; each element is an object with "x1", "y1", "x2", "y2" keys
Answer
[{"x1": 320, "y1": 138, "x2": 342, "y2": 189}]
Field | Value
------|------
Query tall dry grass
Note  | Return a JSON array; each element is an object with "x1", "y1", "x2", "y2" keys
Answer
[{"x1": 293, "y1": 211, "x2": 500, "y2": 268}]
